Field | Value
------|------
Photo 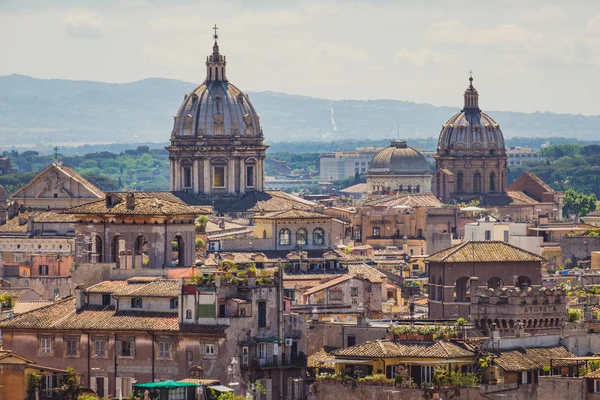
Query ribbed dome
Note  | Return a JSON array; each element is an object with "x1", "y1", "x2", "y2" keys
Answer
[
  {"x1": 370, "y1": 141, "x2": 430, "y2": 174},
  {"x1": 171, "y1": 39, "x2": 262, "y2": 138},
  {"x1": 437, "y1": 77, "x2": 505, "y2": 157}
]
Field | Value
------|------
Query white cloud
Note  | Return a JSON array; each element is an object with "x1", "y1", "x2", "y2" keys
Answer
[
  {"x1": 396, "y1": 48, "x2": 444, "y2": 67},
  {"x1": 521, "y1": 5, "x2": 564, "y2": 21},
  {"x1": 428, "y1": 20, "x2": 542, "y2": 46},
  {"x1": 62, "y1": 9, "x2": 105, "y2": 38}
]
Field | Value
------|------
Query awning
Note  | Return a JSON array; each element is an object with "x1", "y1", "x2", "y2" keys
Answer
[
  {"x1": 208, "y1": 385, "x2": 234, "y2": 392},
  {"x1": 324, "y1": 359, "x2": 371, "y2": 364},
  {"x1": 135, "y1": 380, "x2": 198, "y2": 388},
  {"x1": 255, "y1": 336, "x2": 280, "y2": 342}
]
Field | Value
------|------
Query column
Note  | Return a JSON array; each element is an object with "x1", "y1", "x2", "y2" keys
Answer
[
  {"x1": 228, "y1": 158, "x2": 236, "y2": 195},
  {"x1": 203, "y1": 159, "x2": 211, "y2": 195},
  {"x1": 258, "y1": 158, "x2": 264, "y2": 191},
  {"x1": 240, "y1": 158, "x2": 246, "y2": 195},
  {"x1": 193, "y1": 159, "x2": 200, "y2": 194},
  {"x1": 174, "y1": 164, "x2": 180, "y2": 192},
  {"x1": 169, "y1": 160, "x2": 175, "y2": 191}
]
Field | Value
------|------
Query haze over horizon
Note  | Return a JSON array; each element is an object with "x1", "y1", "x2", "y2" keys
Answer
[{"x1": 1, "y1": 0, "x2": 600, "y2": 116}]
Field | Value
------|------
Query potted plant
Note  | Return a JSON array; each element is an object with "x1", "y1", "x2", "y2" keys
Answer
[{"x1": 247, "y1": 263, "x2": 258, "y2": 278}]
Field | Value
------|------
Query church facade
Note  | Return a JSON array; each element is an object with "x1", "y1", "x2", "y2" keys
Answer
[
  {"x1": 166, "y1": 30, "x2": 267, "y2": 197},
  {"x1": 433, "y1": 77, "x2": 508, "y2": 205}
]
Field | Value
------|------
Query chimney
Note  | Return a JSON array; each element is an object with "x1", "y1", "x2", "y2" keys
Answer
[
  {"x1": 0, "y1": 209, "x2": 6, "y2": 225},
  {"x1": 218, "y1": 218, "x2": 225, "y2": 230},
  {"x1": 126, "y1": 192, "x2": 135, "y2": 210},
  {"x1": 75, "y1": 284, "x2": 86, "y2": 310},
  {"x1": 7, "y1": 203, "x2": 17, "y2": 219},
  {"x1": 27, "y1": 216, "x2": 34, "y2": 234}
]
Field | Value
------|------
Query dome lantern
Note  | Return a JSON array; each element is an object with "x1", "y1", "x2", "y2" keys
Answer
[
  {"x1": 206, "y1": 24, "x2": 227, "y2": 82},
  {"x1": 463, "y1": 72, "x2": 479, "y2": 112}
]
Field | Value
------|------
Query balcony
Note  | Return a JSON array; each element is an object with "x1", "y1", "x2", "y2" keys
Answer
[{"x1": 243, "y1": 355, "x2": 307, "y2": 370}]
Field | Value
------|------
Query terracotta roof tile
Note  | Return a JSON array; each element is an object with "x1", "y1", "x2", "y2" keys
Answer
[
  {"x1": 64, "y1": 193, "x2": 202, "y2": 216},
  {"x1": 493, "y1": 346, "x2": 576, "y2": 372},
  {"x1": 13, "y1": 300, "x2": 53, "y2": 314},
  {"x1": 333, "y1": 340, "x2": 474, "y2": 359},
  {"x1": 0, "y1": 297, "x2": 226, "y2": 334},
  {"x1": 303, "y1": 275, "x2": 352, "y2": 296},
  {"x1": 308, "y1": 347, "x2": 337, "y2": 369},
  {"x1": 507, "y1": 191, "x2": 539, "y2": 205},
  {"x1": 425, "y1": 241, "x2": 545, "y2": 263},
  {"x1": 85, "y1": 278, "x2": 178, "y2": 298},
  {"x1": 254, "y1": 209, "x2": 333, "y2": 220},
  {"x1": 364, "y1": 193, "x2": 443, "y2": 208}
]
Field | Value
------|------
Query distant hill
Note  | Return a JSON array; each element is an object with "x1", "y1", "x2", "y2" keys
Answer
[{"x1": 1, "y1": 74, "x2": 599, "y2": 145}]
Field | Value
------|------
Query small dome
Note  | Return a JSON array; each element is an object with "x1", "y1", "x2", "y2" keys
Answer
[
  {"x1": 437, "y1": 77, "x2": 506, "y2": 157},
  {"x1": 370, "y1": 141, "x2": 430, "y2": 174},
  {"x1": 171, "y1": 38, "x2": 262, "y2": 138}
]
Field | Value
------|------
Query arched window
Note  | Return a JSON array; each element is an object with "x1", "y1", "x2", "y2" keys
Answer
[
  {"x1": 487, "y1": 277, "x2": 503, "y2": 289},
  {"x1": 489, "y1": 172, "x2": 496, "y2": 192},
  {"x1": 407, "y1": 185, "x2": 412, "y2": 193},
  {"x1": 90, "y1": 235, "x2": 103, "y2": 263},
  {"x1": 296, "y1": 228, "x2": 308, "y2": 245},
  {"x1": 172, "y1": 235, "x2": 185, "y2": 267},
  {"x1": 473, "y1": 172, "x2": 482, "y2": 193},
  {"x1": 312, "y1": 228, "x2": 325, "y2": 245},
  {"x1": 457, "y1": 172, "x2": 464, "y2": 193},
  {"x1": 279, "y1": 229, "x2": 291, "y2": 246},
  {"x1": 135, "y1": 235, "x2": 148, "y2": 268},
  {"x1": 416, "y1": 185, "x2": 421, "y2": 193},
  {"x1": 454, "y1": 277, "x2": 470, "y2": 302},
  {"x1": 399, "y1": 185, "x2": 403, "y2": 192},
  {"x1": 516, "y1": 276, "x2": 532, "y2": 289},
  {"x1": 112, "y1": 235, "x2": 125, "y2": 268},
  {"x1": 262, "y1": 230, "x2": 267, "y2": 239}
]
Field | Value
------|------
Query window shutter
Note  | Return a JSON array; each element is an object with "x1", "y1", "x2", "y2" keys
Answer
[
  {"x1": 90, "y1": 377, "x2": 96, "y2": 392},
  {"x1": 115, "y1": 340, "x2": 122, "y2": 357},
  {"x1": 131, "y1": 340, "x2": 136, "y2": 357},
  {"x1": 527, "y1": 371, "x2": 532, "y2": 384},
  {"x1": 104, "y1": 379, "x2": 109, "y2": 397},
  {"x1": 517, "y1": 371, "x2": 522, "y2": 384},
  {"x1": 199, "y1": 342, "x2": 204, "y2": 355},
  {"x1": 534, "y1": 370, "x2": 539, "y2": 384},
  {"x1": 214, "y1": 342, "x2": 218, "y2": 356},
  {"x1": 116, "y1": 377, "x2": 122, "y2": 394}
]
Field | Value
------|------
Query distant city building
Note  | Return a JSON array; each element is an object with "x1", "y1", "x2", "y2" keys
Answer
[
  {"x1": 433, "y1": 76, "x2": 509, "y2": 205},
  {"x1": 507, "y1": 147, "x2": 545, "y2": 167},
  {"x1": 366, "y1": 140, "x2": 432, "y2": 195},
  {"x1": 0, "y1": 157, "x2": 12, "y2": 175},
  {"x1": 319, "y1": 147, "x2": 383, "y2": 181}
]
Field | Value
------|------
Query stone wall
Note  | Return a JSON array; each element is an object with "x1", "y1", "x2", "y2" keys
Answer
[
  {"x1": 562, "y1": 237, "x2": 600, "y2": 262},
  {"x1": 537, "y1": 377, "x2": 585, "y2": 400},
  {"x1": 4, "y1": 276, "x2": 72, "y2": 299},
  {"x1": 306, "y1": 321, "x2": 387, "y2": 355}
]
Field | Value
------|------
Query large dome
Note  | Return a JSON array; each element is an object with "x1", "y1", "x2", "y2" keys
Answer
[
  {"x1": 437, "y1": 78, "x2": 505, "y2": 157},
  {"x1": 171, "y1": 41, "x2": 262, "y2": 138},
  {"x1": 370, "y1": 140, "x2": 430, "y2": 174}
]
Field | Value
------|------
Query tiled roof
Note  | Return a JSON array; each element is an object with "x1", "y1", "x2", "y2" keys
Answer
[
  {"x1": 0, "y1": 211, "x2": 77, "y2": 234},
  {"x1": 340, "y1": 183, "x2": 368, "y2": 194},
  {"x1": 282, "y1": 264, "x2": 385, "y2": 283},
  {"x1": 333, "y1": 340, "x2": 474, "y2": 359},
  {"x1": 303, "y1": 275, "x2": 352, "y2": 296},
  {"x1": 179, "y1": 378, "x2": 220, "y2": 385},
  {"x1": 308, "y1": 347, "x2": 337, "y2": 369},
  {"x1": 0, "y1": 297, "x2": 226, "y2": 334},
  {"x1": 0, "y1": 287, "x2": 40, "y2": 297},
  {"x1": 425, "y1": 241, "x2": 546, "y2": 263},
  {"x1": 585, "y1": 368, "x2": 600, "y2": 379},
  {"x1": 493, "y1": 346, "x2": 576, "y2": 372},
  {"x1": 507, "y1": 191, "x2": 539, "y2": 205},
  {"x1": 254, "y1": 209, "x2": 333, "y2": 220},
  {"x1": 64, "y1": 193, "x2": 202, "y2": 216},
  {"x1": 364, "y1": 193, "x2": 443, "y2": 208},
  {"x1": 85, "y1": 278, "x2": 178, "y2": 298},
  {"x1": 13, "y1": 300, "x2": 53, "y2": 314}
]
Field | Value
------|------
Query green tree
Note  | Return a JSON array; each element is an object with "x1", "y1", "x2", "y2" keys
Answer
[
  {"x1": 563, "y1": 189, "x2": 597, "y2": 220},
  {"x1": 57, "y1": 367, "x2": 81, "y2": 399},
  {"x1": 567, "y1": 308, "x2": 583, "y2": 322}
]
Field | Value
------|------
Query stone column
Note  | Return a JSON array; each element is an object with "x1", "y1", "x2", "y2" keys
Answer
[
  {"x1": 174, "y1": 163, "x2": 181, "y2": 192},
  {"x1": 169, "y1": 160, "x2": 175, "y2": 191},
  {"x1": 257, "y1": 158, "x2": 263, "y2": 191},
  {"x1": 240, "y1": 157, "x2": 246, "y2": 195},
  {"x1": 193, "y1": 159, "x2": 200, "y2": 194},
  {"x1": 203, "y1": 159, "x2": 211, "y2": 195},
  {"x1": 228, "y1": 158, "x2": 236, "y2": 195}
]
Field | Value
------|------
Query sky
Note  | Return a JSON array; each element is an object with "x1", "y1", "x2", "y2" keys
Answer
[{"x1": 1, "y1": 0, "x2": 599, "y2": 115}]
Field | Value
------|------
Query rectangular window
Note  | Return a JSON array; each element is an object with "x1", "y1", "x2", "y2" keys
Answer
[
  {"x1": 39, "y1": 265, "x2": 49, "y2": 275},
  {"x1": 347, "y1": 335, "x2": 356, "y2": 347},
  {"x1": 242, "y1": 346, "x2": 249, "y2": 366},
  {"x1": 158, "y1": 341, "x2": 171, "y2": 359},
  {"x1": 205, "y1": 344, "x2": 215, "y2": 355},
  {"x1": 40, "y1": 337, "x2": 52, "y2": 355},
  {"x1": 373, "y1": 227, "x2": 380, "y2": 237},
  {"x1": 595, "y1": 380, "x2": 600, "y2": 393},
  {"x1": 351, "y1": 287, "x2": 358, "y2": 297},
  {"x1": 386, "y1": 365, "x2": 396, "y2": 379},
  {"x1": 186, "y1": 350, "x2": 193, "y2": 362},
  {"x1": 65, "y1": 338, "x2": 78, "y2": 356},
  {"x1": 170, "y1": 298, "x2": 178, "y2": 309},
  {"x1": 421, "y1": 366, "x2": 433, "y2": 383},
  {"x1": 355, "y1": 228, "x2": 361, "y2": 241},
  {"x1": 102, "y1": 294, "x2": 111, "y2": 306},
  {"x1": 258, "y1": 301, "x2": 267, "y2": 328},
  {"x1": 183, "y1": 167, "x2": 192, "y2": 188},
  {"x1": 521, "y1": 371, "x2": 528, "y2": 384},
  {"x1": 94, "y1": 339, "x2": 106, "y2": 358},
  {"x1": 118, "y1": 338, "x2": 135, "y2": 357},
  {"x1": 131, "y1": 298, "x2": 142, "y2": 309},
  {"x1": 258, "y1": 342, "x2": 267, "y2": 359},
  {"x1": 219, "y1": 303, "x2": 226, "y2": 317},
  {"x1": 503, "y1": 230, "x2": 509, "y2": 242},
  {"x1": 484, "y1": 230, "x2": 491, "y2": 241},
  {"x1": 214, "y1": 166, "x2": 225, "y2": 188},
  {"x1": 246, "y1": 165, "x2": 254, "y2": 187},
  {"x1": 351, "y1": 297, "x2": 358, "y2": 305}
]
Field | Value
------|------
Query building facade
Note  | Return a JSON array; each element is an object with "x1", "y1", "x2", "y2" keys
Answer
[
  {"x1": 433, "y1": 77, "x2": 508, "y2": 205},
  {"x1": 319, "y1": 148, "x2": 382, "y2": 181},
  {"x1": 166, "y1": 32, "x2": 267, "y2": 196}
]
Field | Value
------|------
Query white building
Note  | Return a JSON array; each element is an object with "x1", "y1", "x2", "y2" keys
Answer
[
  {"x1": 319, "y1": 147, "x2": 383, "y2": 181},
  {"x1": 507, "y1": 147, "x2": 545, "y2": 167},
  {"x1": 465, "y1": 220, "x2": 542, "y2": 255}
]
